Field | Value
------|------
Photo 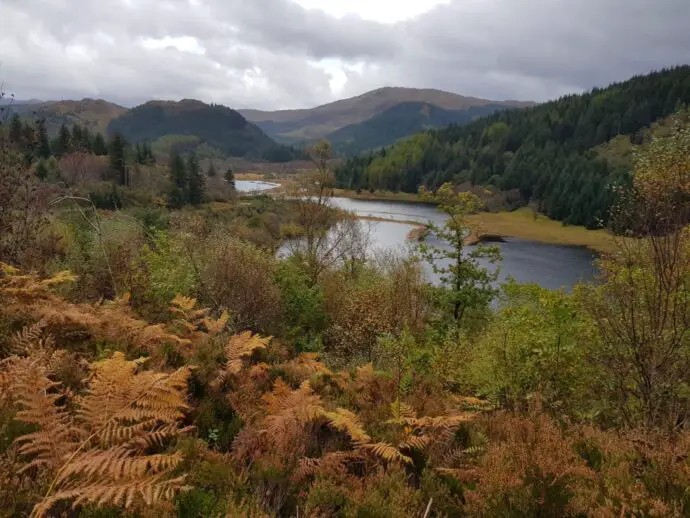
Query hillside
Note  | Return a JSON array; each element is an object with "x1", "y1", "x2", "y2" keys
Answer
[
  {"x1": 10, "y1": 98, "x2": 126, "y2": 136},
  {"x1": 326, "y1": 101, "x2": 510, "y2": 155},
  {"x1": 239, "y1": 87, "x2": 533, "y2": 144},
  {"x1": 107, "y1": 99, "x2": 300, "y2": 161},
  {"x1": 336, "y1": 66, "x2": 690, "y2": 228}
]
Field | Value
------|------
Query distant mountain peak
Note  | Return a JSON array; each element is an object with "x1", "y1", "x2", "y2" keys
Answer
[{"x1": 238, "y1": 86, "x2": 534, "y2": 145}]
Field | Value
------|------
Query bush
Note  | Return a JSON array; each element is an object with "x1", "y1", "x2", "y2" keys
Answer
[{"x1": 200, "y1": 235, "x2": 282, "y2": 333}]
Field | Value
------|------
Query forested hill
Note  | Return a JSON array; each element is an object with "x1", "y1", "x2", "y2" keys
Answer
[
  {"x1": 107, "y1": 99, "x2": 303, "y2": 162},
  {"x1": 326, "y1": 101, "x2": 509, "y2": 155},
  {"x1": 335, "y1": 66, "x2": 690, "y2": 227}
]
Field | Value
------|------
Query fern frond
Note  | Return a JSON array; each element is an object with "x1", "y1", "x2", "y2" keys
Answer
[
  {"x1": 326, "y1": 408, "x2": 371, "y2": 444},
  {"x1": 398, "y1": 435, "x2": 431, "y2": 451},
  {"x1": 203, "y1": 311, "x2": 229, "y2": 336},
  {"x1": 77, "y1": 353, "x2": 190, "y2": 442},
  {"x1": 11, "y1": 320, "x2": 51, "y2": 355},
  {"x1": 275, "y1": 353, "x2": 332, "y2": 383},
  {"x1": 33, "y1": 474, "x2": 189, "y2": 517},
  {"x1": 6, "y1": 357, "x2": 82, "y2": 471},
  {"x1": 216, "y1": 332, "x2": 271, "y2": 385},
  {"x1": 170, "y1": 295, "x2": 198, "y2": 313},
  {"x1": 262, "y1": 381, "x2": 325, "y2": 437},
  {"x1": 388, "y1": 399, "x2": 417, "y2": 424},
  {"x1": 406, "y1": 413, "x2": 476, "y2": 430},
  {"x1": 361, "y1": 442, "x2": 413, "y2": 465},
  {"x1": 55, "y1": 449, "x2": 185, "y2": 484}
]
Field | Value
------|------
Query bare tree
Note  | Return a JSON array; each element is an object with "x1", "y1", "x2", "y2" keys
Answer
[{"x1": 284, "y1": 140, "x2": 372, "y2": 282}]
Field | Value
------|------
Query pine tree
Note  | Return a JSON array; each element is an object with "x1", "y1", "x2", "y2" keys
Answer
[
  {"x1": 71, "y1": 124, "x2": 82, "y2": 148},
  {"x1": 81, "y1": 126, "x2": 92, "y2": 153},
  {"x1": 417, "y1": 183, "x2": 501, "y2": 324},
  {"x1": 187, "y1": 153, "x2": 205, "y2": 205},
  {"x1": 108, "y1": 133, "x2": 127, "y2": 185},
  {"x1": 168, "y1": 153, "x2": 188, "y2": 208},
  {"x1": 9, "y1": 114, "x2": 22, "y2": 144},
  {"x1": 93, "y1": 133, "x2": 108, "y2": 156},
  {"x1": 35, "y1": 120, "x2": 50, "y2": 159},
  {"x1": 207, "y1": 161, "x2": 217, "y2": 177},
  {"x1": 225, "y1": 167, "x2": 236, "y2": 189},
  {"x1": 54, "y1": 123, "x2": 72, "y2": 157}
]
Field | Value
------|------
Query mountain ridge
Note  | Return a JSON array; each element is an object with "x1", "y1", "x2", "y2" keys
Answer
[
  {"x1": 107, "y1": 99, "x2": 300, "y2": 161},
  {"x1": 326, "y1": 100, "x2": 515, "y2": 155},
  {"x1": 239, "y1": 86, "x2": 534, "y2": 143}
]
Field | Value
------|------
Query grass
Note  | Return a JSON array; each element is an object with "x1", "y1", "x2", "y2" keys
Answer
[
  {"x1": 467, "y1": 207, "x2": 617, "y2": 253},
  {"x1": 233, "y1": 181, "x2": 618, "y2": 253},
  {"x1": 331, "y1": 188, "x2": 434, "y2": 204}
]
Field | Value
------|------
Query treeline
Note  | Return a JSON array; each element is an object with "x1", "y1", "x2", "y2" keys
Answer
[
  {"x1": 167, "y1": 153, "x2": 235, "y2": 208},
  {"x1": 336, "y1": 66, "x2": 690, "y2": 227},
  {"x1": 6, "y1": 113, "x2": 156, "y2": 185}
]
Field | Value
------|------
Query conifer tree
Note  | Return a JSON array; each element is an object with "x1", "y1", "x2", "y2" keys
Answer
[
  {"x1": 187, "y1": 153, "x2": 205, "y2": 205},
  {"x1": 35, "y1": 120, "x2": 50, "y2": 159},
  {"x1": 168, "y1": 152, "x2": 188, "y2": 208},
  {"x1": 207, "y1": 161, "x2": 217, "y2": 177},
  {"x1": 54, "y1": 123, "x2": 72, "y2": 157},
  {"x1": 418, "y1": 183, "x2": 501, "y2": 324},
  {"x1": 71, "y1": 124, "x2": 82, "y2": 147},
  {"x1": 80, "y1": 126, "x2": 92, "y2": 153},
  {"x1": 225, "y1": 166, "x2": 236, "y2": 189},
  {"x1": 108, "y1": 132, "x2": 127, "y2": 185},
  {"x1": 93, "y1": 132, "x2": 108, "y2": 156}
]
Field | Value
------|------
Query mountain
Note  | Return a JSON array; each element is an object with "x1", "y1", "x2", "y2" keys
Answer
[
  {"x1": 326, "y1": 101, "x2": 512, "y2": 155},
  {"x1": 239, "y1": 87, "x2": 533, "y2": 144},
  {"x1": 336, "y1": 66, "x2": 690, "y2": 228},
  {"x1": 107, "y1": 99, "x2": 300, "y2": 161},
  {"x1": 10, "y1": 99, "x2": 127, "y2": 136}
]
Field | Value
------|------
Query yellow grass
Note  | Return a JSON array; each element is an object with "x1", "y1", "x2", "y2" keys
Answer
[
  {"x1": 467, "y1": 207, "x2": 617, "y2": 253},
  {"x1": 331, "y1": 188, "x2": 432, "y2": 204}
]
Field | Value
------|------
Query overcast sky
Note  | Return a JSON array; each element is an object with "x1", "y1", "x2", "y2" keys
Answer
[{"x1": 1, "y1": 0, "x2": 688, "y2": 110}]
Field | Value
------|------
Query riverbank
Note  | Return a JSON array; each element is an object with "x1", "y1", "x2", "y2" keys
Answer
[
  {"x1": 235, "y1": 180, "x2": 617, "y2": 254},
  {"x1": 467, "y1": 208, "x2": 617, "y2": 254},
  {"x1": 331, "y1": 188, "x2": 436, "y2": 204},
  {"x1": 354, "y1": 208, "x2": 616, "y2": 254}
]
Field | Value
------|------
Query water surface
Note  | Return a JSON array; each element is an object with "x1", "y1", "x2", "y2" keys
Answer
[{"x1": 237, "y1": 182, "x2": 597, "y2": 290}]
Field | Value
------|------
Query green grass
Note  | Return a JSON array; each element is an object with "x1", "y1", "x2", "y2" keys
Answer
[{"x1": 468, "y1": 208, "x2": 617, "y2": 253}]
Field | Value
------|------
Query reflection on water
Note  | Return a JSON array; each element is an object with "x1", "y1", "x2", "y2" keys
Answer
[
  {"x1": 330, "y1": 198, "x2": 598, "y2": 290},
  {"x1": 235, "y1": 180, "x2": 280, "y2": 193},
  {"x1": 236, "y1": 182, "x2": 597, "y2": 290}
]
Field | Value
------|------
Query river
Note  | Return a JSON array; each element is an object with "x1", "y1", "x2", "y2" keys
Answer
[{"x1": 237, "y1": 181, "x2": 597, "y2": 290}]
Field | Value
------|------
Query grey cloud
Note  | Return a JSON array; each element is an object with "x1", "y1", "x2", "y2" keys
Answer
[{"x1": 1, "y1": 0, "x2": 688, "y2": 110}]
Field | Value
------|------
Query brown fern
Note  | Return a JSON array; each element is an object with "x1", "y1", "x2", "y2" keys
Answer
[
  {"x1": 326, "y1": 408, "x2": 371, "y2": 444},
  {"x1": 4, "y1": 348, "x2": 192, "y2": 517},
  {"x1": 215, "y1": 331, "x2": 271, "y2": 387},
  {"x1": 274, "y1": 353, "x2": 332, "y2": 383}
]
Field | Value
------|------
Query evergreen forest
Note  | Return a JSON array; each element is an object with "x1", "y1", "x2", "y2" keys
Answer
[{"x1": 336, "y1": 66, "x2": 690, "y2": 227}]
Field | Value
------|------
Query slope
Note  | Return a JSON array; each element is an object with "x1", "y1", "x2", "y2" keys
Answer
[
  {"x1": 10, "y1": 99, "x2": 127, "y2": 136},
  {"x1": 326, "y1": 101, "x2": 511, "y2": 155},
  {"x1": 107, "y1": 99, "x2": 299, "y2": 161},
  {"x1": 335, "y1": 66, "x2": 690, "y2": 228},
  {"x1": 239, "y1": 86, "x2": 533, "y2": 143}
]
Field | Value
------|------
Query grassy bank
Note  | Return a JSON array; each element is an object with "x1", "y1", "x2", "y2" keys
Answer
[
  {"x1": 467, "y1": 207, "x2": 617, "y2": 254},
  {"x1": 331, "y1": 188, "x2": 435, "y2": 204}
]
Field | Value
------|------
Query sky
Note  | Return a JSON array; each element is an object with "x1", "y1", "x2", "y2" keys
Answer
[{"x1": 1, "y1": 0, "x2": 688, "y2": 110}]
